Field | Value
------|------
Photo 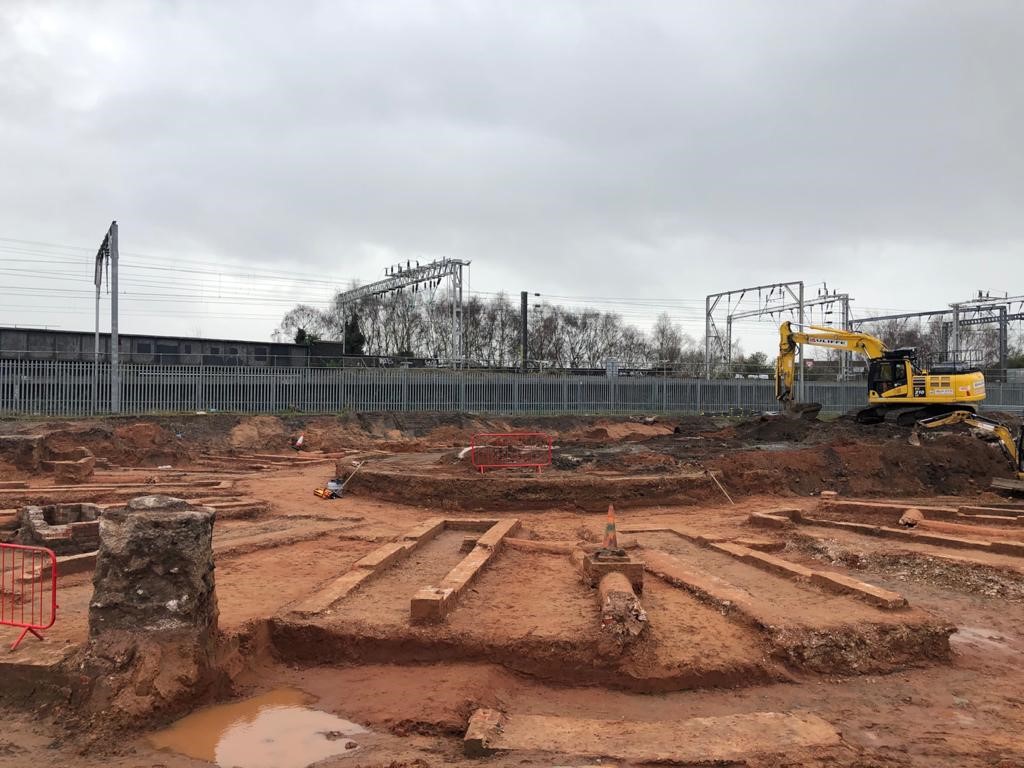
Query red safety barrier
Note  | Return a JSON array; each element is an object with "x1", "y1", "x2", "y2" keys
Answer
[
  {"x1": 471, "y1": 432, "x2": 553, "y2": 474},
  {"x1": 0, "y1": 543, "x2": 57, "y2": 651}
]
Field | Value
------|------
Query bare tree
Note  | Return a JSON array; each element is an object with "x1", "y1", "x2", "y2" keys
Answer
[{"x1": 651, "y1": 312, "x2": 684, "y2": 366}]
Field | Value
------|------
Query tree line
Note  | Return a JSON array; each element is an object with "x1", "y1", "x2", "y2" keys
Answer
[
  {"x1": 275, "y1": 290, "x2": 1022, "y2": 374},
  {"x1": 275, "y1": 290, "x2": 771, "y2": 373}
]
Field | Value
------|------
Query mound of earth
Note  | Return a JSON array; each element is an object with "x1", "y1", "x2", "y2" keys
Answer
[
  {"x1": 32, "y1": 423, "x2": 182, "y2": 467},
  {"x1": 734, "y1": 415, "x2": 815, "y2": 442},
  {"x1": 709, "y1": 432, "x2": 1012, "y2": 497},
  {"x1": 229, "y1": 416, "x2": 290, "y2": 450}
]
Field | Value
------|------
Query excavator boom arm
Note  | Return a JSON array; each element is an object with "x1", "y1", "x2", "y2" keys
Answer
[{"x1": 776, "y1": 322, "x2": 888, "y2": 405}]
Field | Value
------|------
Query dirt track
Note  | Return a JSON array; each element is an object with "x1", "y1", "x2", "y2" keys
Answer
[{"x1": 1, "y1": 412, "x2": 1023, "y2": 766}]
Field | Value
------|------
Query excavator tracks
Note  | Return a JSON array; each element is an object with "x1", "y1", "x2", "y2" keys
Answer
[{"x1": 856, "y1": 404, "x2": 978, "y2": 427}]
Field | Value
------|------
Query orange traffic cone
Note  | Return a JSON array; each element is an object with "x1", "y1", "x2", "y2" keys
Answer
[{"x1": 603, "y1": 503, "x2": 619, "y2": 549}]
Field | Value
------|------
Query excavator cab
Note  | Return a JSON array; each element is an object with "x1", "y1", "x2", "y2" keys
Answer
[{"x1": 867, "y1": 350, "x2": 918, "y2": 395}]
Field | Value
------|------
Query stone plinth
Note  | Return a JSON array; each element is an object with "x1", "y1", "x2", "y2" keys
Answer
[
  {"x1": 68, "y1": 495, "x2": 224, "y2": 734},
  {"x1": 582, "y1": 550, "x2": 644, "y2": 592},
  {"x1": 89, "y1": 495, "x2": 217, "y2": 638}
]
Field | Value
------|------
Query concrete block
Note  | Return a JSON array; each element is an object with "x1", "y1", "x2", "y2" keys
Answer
[
  {"x1": 410, "y1": 586, "x2": 454, "y2": 624},
  {"x1": 810, "y1": 571, "x2": 908, "y2": 609}
]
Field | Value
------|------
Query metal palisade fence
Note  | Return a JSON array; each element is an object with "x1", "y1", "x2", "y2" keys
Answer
[{"x1": 2, "y1": 359, "x2": 1023, "y2": 417}]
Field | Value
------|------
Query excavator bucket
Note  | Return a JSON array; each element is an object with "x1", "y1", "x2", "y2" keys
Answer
[{"x1": 785, "y1": 402, "x2": 822, "y2": 421}]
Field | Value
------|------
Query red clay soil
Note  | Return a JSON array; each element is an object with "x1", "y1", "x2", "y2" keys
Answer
[
  {"x1": 4, "y1": 413, "x2": 1024, "y2": 766},
  {"x1": 271, "y1": 549, "x2": 784, "y2": 693},
  {"x1": 346, "y1": 459, "x2": 723, "y2": 512},
  {"x1": 706, "y1": 433, "x2": 1010, "y2": 497}
]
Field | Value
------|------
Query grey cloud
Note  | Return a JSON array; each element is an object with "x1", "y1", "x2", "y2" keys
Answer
[{"x1": 1, "y1": 0, "x2": 1022, "y2": 341}]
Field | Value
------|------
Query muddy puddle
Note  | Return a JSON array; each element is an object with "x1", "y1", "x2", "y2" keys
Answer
[{"x1": 149, "y1": 688, "x2": 369, "y2": 767}]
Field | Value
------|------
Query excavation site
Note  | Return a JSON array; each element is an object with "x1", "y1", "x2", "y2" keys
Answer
[{"x1": 1, "y1": 409, "x2": 1023, "y2": 767}]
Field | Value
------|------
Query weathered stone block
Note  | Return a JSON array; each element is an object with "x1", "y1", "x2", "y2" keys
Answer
[
  {"x1": 598, "y1": 571, "x2": 647, "y2": 645},
  {"x1": 89, "y1": 495, "x2": 217, "y2": 638}
]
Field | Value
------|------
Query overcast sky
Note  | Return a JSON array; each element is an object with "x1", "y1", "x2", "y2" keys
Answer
[{"x1": 1, "y1": 1, "x2": 1021, "y2": 353}]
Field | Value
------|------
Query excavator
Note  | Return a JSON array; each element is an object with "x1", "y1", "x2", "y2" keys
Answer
[{"x1": 775, "y1": 321, "x2": 987, "y2": 425}]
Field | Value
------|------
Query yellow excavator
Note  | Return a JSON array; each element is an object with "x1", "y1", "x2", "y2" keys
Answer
[
  {"x1": 913, "y1": 411, "x2": 1024, "y2": 483},
  {"x1": 776, "y1": 321, "x2": 987, "y2": 425}
]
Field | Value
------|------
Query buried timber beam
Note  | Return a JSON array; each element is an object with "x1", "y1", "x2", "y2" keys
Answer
[{"x1": 410, "y1": 518, "x2": 520, "y2": 624}]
